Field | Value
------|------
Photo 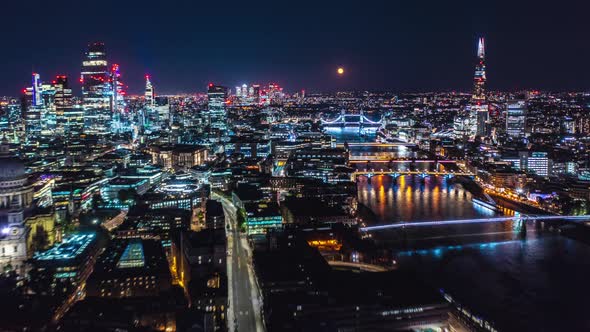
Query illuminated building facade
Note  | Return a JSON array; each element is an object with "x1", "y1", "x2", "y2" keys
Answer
[
  {"x1": 524, "y1": 152, "x2": 552, "y2": 177},
  {"x1": 23, "y1": 73, "x2": 44, "y2": 136},
  {"x1": 244, "y1": 202, "x2": 283, "y2": 235},
  {"x1": 472, "y1": 38, "x2": 486, "y2": 102},
  {"x1": 145, "y1": 75, "x2": 154, "y2": 107},
  {"x1": 286, "y1": 148, "x2": 349, "y2": 183},
  {"x1": 148, "y1": 144, "x2": 208, "y2": 170},
  {"x1": 53, "y1": 75, "x2": 83, "y2": 136},
  {"x1": 31, "y1": 233, "x2": 99, "y2": 297},
  {"x1": 86, "y1": 238, "x2": 172, "y2": 298},
  {"x1": 110, "y1": 64, "x2": 126, "y2": 133},
  {"x1": 207, "y1": 84, "x2": 228, "y2": 135},
  {"x1": 142, "y1": 174, "x2": 210, "y2": 211},
  {"x1": 506, "y1": 99, "x2": 527, "y2": 138},
  {"x1": 100, "y1": 177, "x2": 150, "y2": 202},
  {"x1": 0, "y1": 99, "x2": 20, "y2": 133},
  {"x1": 116, "y1": 208, "x2": 191, "y2": 242},
  {"x1": 501, "y1": 151, "x2": 553, "y2": 177},
  {"x1": 0, "y1": 138, "x2": 34, "y2": 275},
  {"x1": 81, "y1": 42, "x2": 112, "y2": 136},
  {"x1": 469, "y1": 37, "x2": 489, "y2": 137},
  {"x1": 224, "y1": 137, "x2": 271, "y2": 158}
]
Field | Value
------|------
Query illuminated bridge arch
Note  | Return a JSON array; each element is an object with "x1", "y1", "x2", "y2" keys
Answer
[{"x1": 321, "y1": 110, "x2": 382, "y2": 126}]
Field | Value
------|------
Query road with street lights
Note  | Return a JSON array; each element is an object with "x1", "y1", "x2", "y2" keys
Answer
[{"x1": 212, "y1": 192, "x2": 265, "y2": 332}]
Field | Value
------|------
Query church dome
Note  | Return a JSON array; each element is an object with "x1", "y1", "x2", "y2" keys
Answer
[
  {"x1": 0, "y1": 157, "x2": 25, "y2": 181},
  {"x1": 0, "y1": 138, "x2": 25, "y2": 181}
]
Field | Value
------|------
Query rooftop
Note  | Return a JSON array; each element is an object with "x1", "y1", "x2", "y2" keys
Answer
[
  {"x1": 116, "y1": 240, "x2": 145, "y2": 269},
  {"x1": 34, "y1": 233, "x2": 96, "y2": 261}
]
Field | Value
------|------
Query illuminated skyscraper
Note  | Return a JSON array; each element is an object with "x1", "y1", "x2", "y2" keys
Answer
[
  {"x1": 145, "y1": 75, "x2": 154, "y2": 106},
  {"x1": 110, "y1": 64, "x2": 127, "y2": 133},
  {"x1": 506, "y1": 99, "x2": 527, "y2": 138},
  {"x1": 207, "y1": 84, "x2": 228, "y2": 135},
  {"x1": 81, "y1": 42, "x2": 112, "y2": 136},
  {"x1": 23, "y1": 73, "x2": 44, "y2": 136},
  {"x1": 54, "y1": 75, "x2": 83, "y2": 136},
  {"x1": 470, "y1": 37, "x2": 489, "y2": 137},
  {"x1": 31, "y1": 73, "x2": 42, "y2": 107},
  {"x1": 111, "y1": 64, "x2": 126, "y2": 111},
  {"x1": 472, "y1": 37, "x2": 486, "y2": 102}
]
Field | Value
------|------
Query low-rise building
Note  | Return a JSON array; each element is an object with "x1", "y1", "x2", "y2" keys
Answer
[
  {"x1": 244, "y1": 202, "x2": 283, "y2": 236},
  {"x1": 148, "y1": 144, "x2": 208, "y2": 170},
  {"x1": 86, "y1": 238, "x2": 172, "y2": 298}
]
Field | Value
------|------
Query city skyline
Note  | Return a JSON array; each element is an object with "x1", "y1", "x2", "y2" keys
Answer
[
  {"x1": 1, "y1": 0, "x2": 589, "y2": 95},
  {"x1": 1, "y1": 2, "x2": 590, "y2": 331}
]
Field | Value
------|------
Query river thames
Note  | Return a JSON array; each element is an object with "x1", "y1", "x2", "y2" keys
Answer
[{"x1": 328, "y1": 127, "x2": 590, "y2": 331}]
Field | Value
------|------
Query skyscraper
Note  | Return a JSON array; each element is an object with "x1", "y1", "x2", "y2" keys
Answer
[
  {"x1": 145, "y1": 75, "x2": 154, "y2": 107},
  {"x1": 242, "y1": 84, "x2": 248, "y2": 98},
  {"x1": 470, "y1": 37, "x2": 489, "y2": 137},
  {"x1": 472, "y1": 37, "x2": 486, "y2": 102},
  {"x1": 207, "y1": 84, "x2": 228, "y2": 135},
  {"x1": 81, "y1": 42, "x2": 112, "y2": 136},
  {"x1": 31, "y1": 73, "x2": 43, "y2": 107},
  {"x1": 505, "y1": 99, "x2": 527, "y2": 139},
  {"x1": 54, "y1": 75, "x2": 83, "y2": 136},
  {"x1": 111, "y1": 64, "x2": 126, "y2": 111},
  {"x1": 23, "y1": 73, "x2": 44, "y2": 136}
]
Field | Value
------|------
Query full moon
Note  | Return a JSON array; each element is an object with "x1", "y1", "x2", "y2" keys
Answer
[{"x1": 337, "y1": 67, "x2": 344, "y2": 75}]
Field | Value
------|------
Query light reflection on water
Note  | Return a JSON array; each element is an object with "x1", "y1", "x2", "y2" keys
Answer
[
  {"x1": 324, "y1": 127, "x2": 377, "y2": 143},
  {"x1": 357, "y1": 174, "x2": 590, "y2": 332},
  {"x1": 339, "y1": 131, "x2": 590, "y2": 331},
  {"x1": 357, "y1": 174, "x2": 496, "y2": 224}
]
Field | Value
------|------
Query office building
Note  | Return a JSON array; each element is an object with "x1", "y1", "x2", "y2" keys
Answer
[
  {"x1": 53, "y1": 75, "x2": 83, "y2": 137},
  {"x1": 31, "y1": 233, "x2": 99, "y2": 298},
  {"x1": 506, "y1": 100, "x2": 527, "y2": 138},
  {"x1": 145, "y1": 75, "x2": 154, "y2": 107},
  {"x1": 148, "y1": 144, "x2": 208, "y2": 170},
  {"x1": 81, "y1": 42, "x2": 112, "y2": 136},
  {"x1": 244, "y1": 202, "x2": 283, "y2": 236},
  {"x1": 207, "y1": 84, "x2": 228, "y2": 135},
  {"x1": 501, "y1": 151, "x2": 553, "y2": 177},
  {"x1": 86, "y1": 238, "x2": 172, "y2": 298},
  {"x1": 23, "y1": 73, "x2": 44, "y2": 136},
  {"x1": 205, "y1": 199, "x2": 225, "y2": 230}
]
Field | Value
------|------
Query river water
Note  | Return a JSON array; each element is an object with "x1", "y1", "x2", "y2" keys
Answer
[{"x1": 330, "y1": 128, "x2": 590, "y2": 331}]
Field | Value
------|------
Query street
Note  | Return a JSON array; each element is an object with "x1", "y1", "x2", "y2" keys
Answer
[{"x1": 212, "y1": 192, "x2": 265, "y2": 332}]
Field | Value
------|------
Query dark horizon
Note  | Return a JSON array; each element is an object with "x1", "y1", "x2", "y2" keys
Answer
[{"x1": 2, "y1": 0, "x2": 589, "y2": 96}]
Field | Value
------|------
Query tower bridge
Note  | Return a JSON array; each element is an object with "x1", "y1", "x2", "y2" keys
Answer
[{"x1": 321, "y1": 110, "x2": 382, "y2": 127}]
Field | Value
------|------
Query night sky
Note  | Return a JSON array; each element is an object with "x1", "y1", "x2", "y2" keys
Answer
[{"x1": 1, "y1": 0, "x2": 588, "y2": 95}]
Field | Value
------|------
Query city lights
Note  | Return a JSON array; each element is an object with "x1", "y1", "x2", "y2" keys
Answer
[{"x1": 0, "y1": 4, "x2": 588, "y2": 331}]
